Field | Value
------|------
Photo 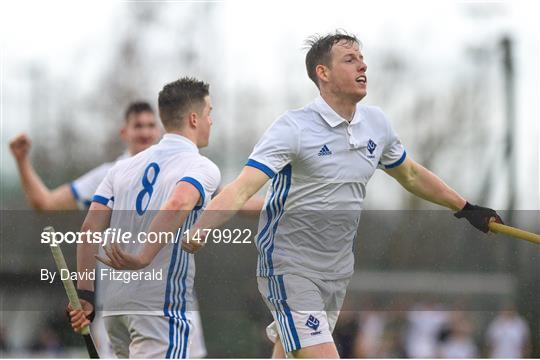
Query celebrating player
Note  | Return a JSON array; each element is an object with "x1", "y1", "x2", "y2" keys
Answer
[
  {"x1": 69, "y1": 77, "x2": 220, "y2": 358},
  {"x1": 181, "y1": 31, "x2": 503, "y2": 358},
  {"x1": 9, "y1": 101, "x2": 160, "y2": 210}
]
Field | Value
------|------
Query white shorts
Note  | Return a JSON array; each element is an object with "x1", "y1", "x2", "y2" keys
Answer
[
  {"x1": 103, "y1": 314, "x2": 191, "y2": 358},
  {"x1": 257, "y1": 274, "x2": 349, "y2": 353}
]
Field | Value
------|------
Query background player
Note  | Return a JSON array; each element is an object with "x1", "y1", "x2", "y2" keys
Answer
[
  {"x1": 181, "y1": 31, "x2": 503, "y2": 358},
  {"x1": 69, "y1": 77, "x2": 220, "y2": 358},
  {"x1": 9, "y1": 101, "x2": 160, "y2": 210}
]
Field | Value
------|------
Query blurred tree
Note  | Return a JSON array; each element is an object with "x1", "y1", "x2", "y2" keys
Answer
[{"x1": 366, "y1": 47, "x2": 498, "y2": 267}]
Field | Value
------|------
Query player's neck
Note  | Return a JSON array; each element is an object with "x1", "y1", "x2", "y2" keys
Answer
[
  {"x1": 320, "y1": 91, "x2": 356, "y2": 122},
  {"x1": 166, "y1": 130, "x2": 199, "y2": 148}
]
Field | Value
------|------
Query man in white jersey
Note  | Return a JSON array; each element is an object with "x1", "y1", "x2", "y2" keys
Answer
[
  {"x1": 486, "y1": 306, "x2": 531, "y2": 358},
  {"x1": 68, "y1": 77, "x2": 220, "y2": 358},
  {"x1": 181, "y1": 31, "x2": 503, "y2": 358},
  {"x1": 9, "y1": 102, "x2": 160, "y2": 210}
]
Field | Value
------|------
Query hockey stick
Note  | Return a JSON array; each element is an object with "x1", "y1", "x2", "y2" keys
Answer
[
  {"x1": 489, "y1": 222, "x2": 540, "y2": 245},
  {"x1": 45, "y1": 226, "x2": 99, "y2": 358}
]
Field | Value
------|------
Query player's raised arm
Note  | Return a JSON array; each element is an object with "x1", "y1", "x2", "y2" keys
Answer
[
  {"x1": 9, "y1": 133, "x2": 78, "y2": 211},
  {"x1": 384, "y1": 156, "x2": 502, "y2": 232},
  {"x1": 182, "y1": 166, "x2": 270, "y2": 253}
]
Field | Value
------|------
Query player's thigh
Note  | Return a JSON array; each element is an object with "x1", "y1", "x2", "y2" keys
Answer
[
  {"x1": 271, "y1": 338, "x2": 286, "y2": 359},
  {"x1": 291, "y1": 341, "x2": 339, "y2": 359},
  {"x1": 273, "y1": 333, "x2": 339, "y2": 359},
  {"x1": 258, "y1": 274, "x2": 335, "y2": 353},
  {"x1": 188, "y1": 311, "x2": 207, "y2": 358},
  {"x1": 90, "y1": 312, "x2": 115, "y2": 358},
  {"x1": 127, "y1": 314, "x2": 191, "y2": 359},
  {"x1": 103, "y1": 315, "x2": 131, "y2": 358}
]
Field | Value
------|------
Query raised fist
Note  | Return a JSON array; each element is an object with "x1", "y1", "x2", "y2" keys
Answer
[{"x1": 9, "y1": 133, "x2": 31, "y2": 161}]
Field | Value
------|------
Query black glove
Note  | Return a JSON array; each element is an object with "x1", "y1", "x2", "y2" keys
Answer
[
  {"x1": 65, "y1": 289, "x2": 95, "y2": 322},
  {"x1": 454, "y1": 202, "x2": 503, "y2": 233}
]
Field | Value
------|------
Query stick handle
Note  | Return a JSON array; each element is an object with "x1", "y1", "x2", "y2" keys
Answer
[
  {"x1": 46, "y1": 226, "x2": 91, "y2": 335},
  {"x1": 489, "y1": 222, "x2": 540, "y2": 245}
]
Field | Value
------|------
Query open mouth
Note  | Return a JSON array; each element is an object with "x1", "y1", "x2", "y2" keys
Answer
[{"x1": 356, "y1": 75, "x2": 367, "y2": 84}]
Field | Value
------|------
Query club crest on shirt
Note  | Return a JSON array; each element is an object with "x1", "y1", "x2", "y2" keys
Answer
[
  {"x1": 367, "y1": 139, "x2": 377, "y2": 154},
  {"x1": 365, "y1": 139, "x2": 377, "y2": 160}
]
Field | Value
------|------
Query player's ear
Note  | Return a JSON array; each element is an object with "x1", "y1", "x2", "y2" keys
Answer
[
  {"x1": 316, "y1": 64, "x2": 329, "y2": 84},
  {"x1": 119, "y1": 126, "x2": 127, "y2": 141},
  {"x1": 187, "y1": 112, "x2": 198, "y2": 128}
]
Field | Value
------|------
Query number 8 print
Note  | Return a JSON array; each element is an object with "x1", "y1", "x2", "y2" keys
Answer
[{"x1": 136, "y1": 162, "x2": 160, "y2": 215}]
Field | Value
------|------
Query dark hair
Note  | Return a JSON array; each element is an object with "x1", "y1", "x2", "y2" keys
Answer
[
  {"x1": 124, "y1": 101, "x2": 154, "y2": 122},
  {"x1": 158, "y1": 77, "x2": 210, "y2": 130},
  {"x1": 305, "y1": 30, "x2": 361, "y2": 88}
]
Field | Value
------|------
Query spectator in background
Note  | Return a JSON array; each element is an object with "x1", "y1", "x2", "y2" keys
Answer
[
  {"x1": 30, "y1": 325, "x2": 63, "y2": 357},
  {"x1": 486, "y1": 305, "x2": 531, "y2": 358},
  {"x1": 404, "y1": 301, "x2": 449, "y2": 358},
  {"x1": 352, "y1": 311, "x2": 387, "y2": 358},
  {"x1": 437, "y1": 311, "x2": 479, "y2": 358}
]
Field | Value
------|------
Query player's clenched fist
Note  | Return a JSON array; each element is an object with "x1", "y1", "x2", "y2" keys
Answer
[
  {"x1": 9, "y1": 133, "x2": 31, "y2": 161},
  {"x1": 454, "y1": 202, "x2": 503, "y2": 233}
]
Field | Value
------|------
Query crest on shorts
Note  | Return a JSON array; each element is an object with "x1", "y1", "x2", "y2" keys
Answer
[{"x1": 305, "y1": 315, "x2": 320, "y2": 331}]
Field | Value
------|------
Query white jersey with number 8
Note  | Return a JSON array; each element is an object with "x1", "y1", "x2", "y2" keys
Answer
[{"x1": 92, "y1": 133, "x2": 220, "y2": 316}]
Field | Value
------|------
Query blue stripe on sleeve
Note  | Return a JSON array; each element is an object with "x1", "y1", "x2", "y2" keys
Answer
[
  {"x1": 179, "y1": 177, "x2": 205, "y2": 210},
  {"x1": 385, "y1": 150, "x2": 407, "y2": 169},
  {"x1": 92, "y1": 195, "x2": 110, "y2": 206},
  {"x1": 246, "y1": 159, "x2": 276, "y2": 178}
]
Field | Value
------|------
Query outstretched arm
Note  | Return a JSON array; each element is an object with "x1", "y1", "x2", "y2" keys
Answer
[
  {"x1": 183, "y1": 166, "x2": 270, "y2": 253},
  {"x1": 385, "y1": 156, "x2": 502, "y2": 232},
  {"x1": 9, "y1": 133, "x2": 77, "y2": 210},
  {"x1": 384, "y1": 157, "x2": 466, "y2": 210}
]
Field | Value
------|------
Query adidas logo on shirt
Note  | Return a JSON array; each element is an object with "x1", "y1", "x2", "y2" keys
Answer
[{"x1": 318, "y1": 145, "x2": 332, "y2": 156}]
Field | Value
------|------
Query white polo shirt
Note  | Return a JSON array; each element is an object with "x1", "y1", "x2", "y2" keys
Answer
[
  {"x1": 487, "y1": 314, "x2": 530, "y2": 358},
  {"x1": 92, "y1": 133, "x2": 221, "y2": 316},
  {"x1": 247, "y1": 95, "x2": 405, "y2": 279},
  {"x1": 70, "y1": 153, "x2": 130, "y2": 209}
]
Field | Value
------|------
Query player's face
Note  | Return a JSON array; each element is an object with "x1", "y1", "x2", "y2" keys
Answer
[
  {"x1": 122, "y1": 111, "x2": 161, "y2": 154},
  {"x1": 326, "y1": 40, "x2": 367, "y2": 102},
  {"x1": 196, "y1": 96, "x2": 213, "y2": 148}
]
